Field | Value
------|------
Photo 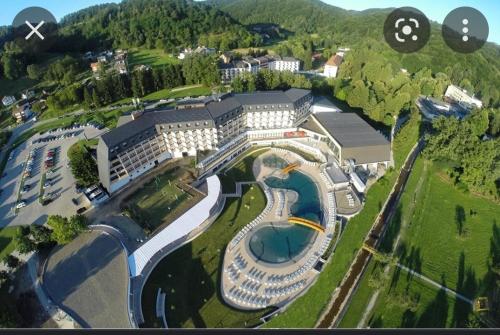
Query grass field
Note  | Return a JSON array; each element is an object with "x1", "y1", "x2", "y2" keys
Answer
[
  {"x1": 123, "y1": 165, "x2": 200, "y2": 233},
  {"x1": 143, "y1": 85, "x2": 212, "y2": 101},
  {"x1": 218, "y1": 148, "x2": 269, "y2": 193},
  {"x1": 128, "y1": 49, "x2": 180, "y2": 69},
  {"x1": 0, "y1": 227, "x2": 17, "y2": 261},
  {"x1": 141, "y1": 184, "x2": 271, "y2": 328},
  {"x1": 393, "y1": 112, "x2": 421, "y2": 169},
  {"x1": 338, "y1": 156, "x2": 499, "y2": 328},
  {"x1": 339, "y1": 260, "x2": 468, "y2": 328},
  {"x1": 393, "y1": 161, "x2": 498, "y2": 296}
]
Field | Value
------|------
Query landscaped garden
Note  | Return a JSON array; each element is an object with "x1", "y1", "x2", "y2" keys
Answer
[
  {"x1": 141, "y1": 183, "x2": 271, "y2": 328},
  {"x1": 121, "y1": 161, "x2": 201, "y2": 234},
  {"x1": 218, "y1": 147, "x2": 269, "y2": 193}
]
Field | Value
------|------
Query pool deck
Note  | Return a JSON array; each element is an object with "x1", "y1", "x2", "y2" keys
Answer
[{"x1": 220, "y1": 149, "x2": 337, "y2": 310}]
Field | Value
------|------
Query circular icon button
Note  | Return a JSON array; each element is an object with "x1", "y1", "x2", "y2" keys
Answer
[
  {"x1": 11, "y1": 7, "x2": 58, "y2": 53},
  {"x1": 442, "y1": 7, "x2": 488, "y2": 53},
  {"x1": 384, "y1": 7, "x2": 430, "y2": 53}
]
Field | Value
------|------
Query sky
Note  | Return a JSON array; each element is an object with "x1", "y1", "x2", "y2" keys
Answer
[{"x1": 0, "y1": 0, "x2": 498, "y2": 43}]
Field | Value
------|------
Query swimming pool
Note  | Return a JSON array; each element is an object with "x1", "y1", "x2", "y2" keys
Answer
[{"x1": 248, "y1": 171, "x2": 323, "y2": 264}]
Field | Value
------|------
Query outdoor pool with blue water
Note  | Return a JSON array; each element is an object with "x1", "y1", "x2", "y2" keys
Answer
[{"x1": 249, "y1": 170, "x2": 323, "y2": 264}]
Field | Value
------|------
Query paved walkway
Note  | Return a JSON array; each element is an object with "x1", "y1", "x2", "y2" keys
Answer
[
  {"x1": 396, "y1": 264, "x2": 473, "y2": 305},
  {"x1": 27, "y1": 253, "x2": 77, "y2": 329}
]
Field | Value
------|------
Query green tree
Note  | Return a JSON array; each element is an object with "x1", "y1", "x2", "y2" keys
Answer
[
  {"x1": 47, "y1": 215, "x2": 87, "y2": 244},
  {"x1": 2, "y1": 255, "x2": 20, "y2": 269},
  {"x1": 67, "y1": 142, "x2": 99, "y2": 187},
  {"x1": 26, "y1": 64, "x2": 42, "y2": 80}
]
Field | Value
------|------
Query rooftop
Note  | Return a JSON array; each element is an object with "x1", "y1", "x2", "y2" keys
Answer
[
  {"x1": 312, "y1": 112, "x2": 389, "y2": 148},
  {"x1": 326, "y1": 54, "x2": 343, "y2": 67}
]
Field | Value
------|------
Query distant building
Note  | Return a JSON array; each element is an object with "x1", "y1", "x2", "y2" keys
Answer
[
  {"x1": 219, "y1": 55, "x2": 301, "y2": 83},
  {"x1": 97, "y1": 55, "x2": 108, "y2": 63},
  {"x1": 178, "y1": 46, "x2": 216, "y2": 60},
  {"x1": 21, "y1": 90, "x2": 35, "y2": 100},
  {"x1": 90, "y1": 62, "x2": 102, "y2": 73},
  {"x1": 444, "y1": 84, "x2": 483, "y2": 109},
  {"x1": 12, "y1": 101, "x2": 32, "y2": 122},
  {"x1": 2, "y1": 96, "x2": 16, "y2": 106},
  {"x1": 323, "y1": 52, "x2": 344, "y2": 78},
  {"x1": 270, "y1": 56, "x2": 300, "y2": 72},
  {"x1": 114, "y1": 50, "x2": 129, "y2": 74},
  {"x1": 220, "y1": 52, "x2": 232, "y2": 64},
  {"x1": 135, "y1": 64, "x2": 151, "y2": 72}
]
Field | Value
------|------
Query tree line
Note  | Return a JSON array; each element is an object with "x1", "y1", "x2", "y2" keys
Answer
[
  {"x1": 424, "y1": 109, "x2": 500, "y2": 199},
  {"x1": 45, "y1": 54, "x2": 218, "y2": 113},
  {"x1": 231, "y1": 69, "x2": 312, "y2": 92}
]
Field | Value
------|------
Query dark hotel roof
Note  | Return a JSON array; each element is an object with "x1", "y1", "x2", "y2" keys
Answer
[{"x1": 312, "y1": 112, "x2": 389, "y2": 148}]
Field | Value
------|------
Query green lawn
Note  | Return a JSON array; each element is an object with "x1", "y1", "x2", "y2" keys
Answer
[
  {"x1": 141, "y1": 184, "x2": 271, "y2": 328},
  {"x1": 393, "y1": 112, "x2": 421, "y2": 169},
  {"x1": 122, "y1": 162, "x2": 200, "y2": 233},
  {"x1": 265, "y1": 169, "x2": 398, "y2": 328},
  {"x1": 393, "y1": 161, "x2": 498, "y2": 297},
  {"x1": 0, "y1": 227, "x2": 17, "y2": 261},
  {"x1": 143, "y1": 85, "x2": 212, "y2": 101},
  {"x1": 128, "y1": 49, "x2": 180, "y2": 69},
  {"x1": 340, "y1": 260, "x2": 469, "y2": 328},
  {"x1": 338, "y1": 156, "x2": 499, "y2": 328},
  {"x1": 218, "y1": 148, "x2": 269, "y2": 193}
]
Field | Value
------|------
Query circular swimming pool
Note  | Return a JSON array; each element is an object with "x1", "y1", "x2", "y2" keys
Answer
[{"x1": 248, "y1": 170, "x2": 323, "y2": 264}]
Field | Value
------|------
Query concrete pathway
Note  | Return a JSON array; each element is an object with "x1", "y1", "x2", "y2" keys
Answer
[
  {"x1": 26, "y1": 253, "x2": 77, "y2": 329},
  {"x1": 396, "y1": 264, "x2": 473, "y2": 305}
]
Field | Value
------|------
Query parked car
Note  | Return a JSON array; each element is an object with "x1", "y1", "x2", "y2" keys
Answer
[
  {"x1": 16, "y1": 201, "x2": 27, "y2": 209},
  {"x1": 71, "y1": 198, "x2": 79, "y2": 205},
  {"x1": 76, "y1": 207, "x2": 87, "y2": 214}
]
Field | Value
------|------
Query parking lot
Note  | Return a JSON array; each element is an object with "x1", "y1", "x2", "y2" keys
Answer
[{"x1": 0, "y1": 124, "x2": 106, "y2": 228}]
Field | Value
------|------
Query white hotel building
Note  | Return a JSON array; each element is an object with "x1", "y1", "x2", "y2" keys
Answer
[
  {"x1": 219, "y1": 55, "x2": 301, "y2": 83},
  {"x1": 97, "y1": 89, "x2": 313, "y2": 193}
]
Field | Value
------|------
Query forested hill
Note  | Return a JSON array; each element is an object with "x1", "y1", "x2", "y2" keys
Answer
[
  {"x1": 208, "y1": 0, "x2": 350, "y2": 34},
  {"x1": 209, "y1": 0, "x2": 500, "y2": 107},
  {"x1": 54, "y1": 0, "x2": 261, "y2": 51}
]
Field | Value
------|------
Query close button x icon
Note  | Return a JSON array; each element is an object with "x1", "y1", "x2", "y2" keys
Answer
[{"x1": 25, "y1": 20, "x2": 45, "y2": 40}]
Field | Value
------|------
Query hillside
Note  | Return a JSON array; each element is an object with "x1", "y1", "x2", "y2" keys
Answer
[{"x1": 209, "y1": 0, "x2": 500, "y2": 106}]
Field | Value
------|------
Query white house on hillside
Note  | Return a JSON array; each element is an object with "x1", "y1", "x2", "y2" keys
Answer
[
  {"x1": 444, "y1": 84, "x2": 483, "y2": 109},
  {"x1": 323, "y1": 52, "x2": 344, "y2": 78}
]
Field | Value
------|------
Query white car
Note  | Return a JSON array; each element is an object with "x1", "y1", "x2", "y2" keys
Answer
[{"x1": 16, "y1": 202, "x2": 27, "y2": 209}]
